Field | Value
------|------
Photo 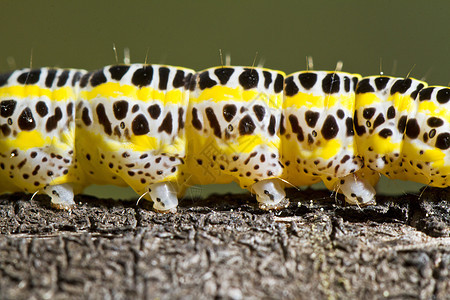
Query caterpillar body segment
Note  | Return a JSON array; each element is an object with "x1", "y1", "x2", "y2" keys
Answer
[
  {"x1": 186, "y1": 67, "x2": 287, "y2": 208},
  {"x1": 354, "y1": 76, "x2": 427, "y2": 175},
  {"x1": 0, "y1": 68, "x2": 85, "y2": 209},
  {"x1": 76, "y1": 64, "x2": 195, "y2": 211},
  {"x1": 354, "y1": 77, "x2": 450, "y2": 188},
  {"x1": 409, "y1": 86, "x2": 450, "y2": 186},
  {"x1": 282, "y1": 71, "x2": 377, "y2": 205}
]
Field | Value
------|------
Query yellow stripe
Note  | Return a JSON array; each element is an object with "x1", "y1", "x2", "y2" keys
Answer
[
  {"x1": 403, "y1": 143, "x2": 446, "y2": 166},
  {"x1": 418, "y1": 101, "x2": 450, "y2": 124},
  {"x1": 76, "y1": 127, "x2": 185, "y2": 154},
  {"x1": 356, "y1": 93, "x2": 380, "y2": 107},
  {"x1": 301, "y1": 139, "x2": 342, "y2": 160},
  {"x1": 285, "y1": 93, "x2": 354, "y2": 111},
  {"x1": 356, "y1": 93, "x2": 416, "y2": 114},
  {"x1": 0, "y1": 85, "x2": 76, "y2": 101},
  {"x1": 357, "y1": 134, "x2": 401, "y2": 156},
  {"x1": 79, "y1": 82, "x2": 186, "y2": 105},
  {"x1": 0, "y1": 130, "x2": 72, "y2": 152},
  {"x1": 233, "y1": 135, "x2": 279, "y2": 154},
  {"x1": 191, "y1": 86, "x2": 282, "y2": 109}
]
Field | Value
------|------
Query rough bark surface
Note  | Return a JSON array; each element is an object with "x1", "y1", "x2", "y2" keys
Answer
[{"x1": 0, "y1": 187, "x2": 449, "y2": 300}]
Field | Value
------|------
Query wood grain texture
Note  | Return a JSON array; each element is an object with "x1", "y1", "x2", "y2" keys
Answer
[{"x1": 0, "y1": 188, "x2": 449, "y2": 299}]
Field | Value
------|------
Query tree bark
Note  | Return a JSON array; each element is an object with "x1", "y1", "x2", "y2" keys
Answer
[{"x1": 0, "y1": 188, "x2": 449, "y2": 299}]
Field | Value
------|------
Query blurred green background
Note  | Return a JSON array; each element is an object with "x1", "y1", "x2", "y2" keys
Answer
[{"x1": 0, "y1": 0, "x2": 448, "y2": 200}]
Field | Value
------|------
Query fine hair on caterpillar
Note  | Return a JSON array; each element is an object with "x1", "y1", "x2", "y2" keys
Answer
[{"x1": 0, "y1": 62, "x2": 448, "y2": 212}]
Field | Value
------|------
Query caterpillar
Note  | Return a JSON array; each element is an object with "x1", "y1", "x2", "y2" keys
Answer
[{"x1": 0, "y1": 64, "x2": 448, "y2": 212}]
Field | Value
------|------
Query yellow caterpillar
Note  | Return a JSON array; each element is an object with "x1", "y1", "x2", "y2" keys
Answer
[{"x1": 0, "y1": 64, "x2": 448, "y2": 211}]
